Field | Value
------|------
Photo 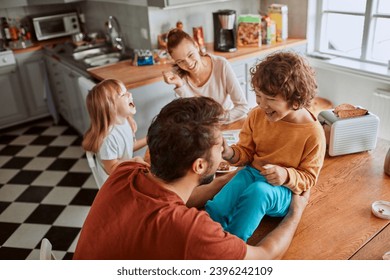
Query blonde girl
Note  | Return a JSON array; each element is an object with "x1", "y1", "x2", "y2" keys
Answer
[{"x1": 82, "y1": 79, "x2": 148, "y2": 181}]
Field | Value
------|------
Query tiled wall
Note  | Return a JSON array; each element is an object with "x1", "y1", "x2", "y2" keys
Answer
[{"x1": 82, "y1": 1, "x2": 150, "y2": 50}]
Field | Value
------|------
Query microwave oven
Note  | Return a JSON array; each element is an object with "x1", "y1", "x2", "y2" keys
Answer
[{"x1": 32, "y1": 12, "x2": 80, "y2": 41}]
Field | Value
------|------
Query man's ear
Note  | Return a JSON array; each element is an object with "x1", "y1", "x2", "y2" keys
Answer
[{"x1": 192, "y1": 158, "x2": 207, "y2": 175}]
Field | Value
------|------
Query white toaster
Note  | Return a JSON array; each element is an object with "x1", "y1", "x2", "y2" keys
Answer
[{"x1": 318, "y1": 109, "x2": 380, "y2": 156}]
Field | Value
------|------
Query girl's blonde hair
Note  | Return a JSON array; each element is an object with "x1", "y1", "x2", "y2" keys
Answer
[{"x1": 82, "y1": 79, "x2": 124, "y2": 153}]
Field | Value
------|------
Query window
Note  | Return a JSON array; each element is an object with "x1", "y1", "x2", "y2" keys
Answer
[{"x1": 313, "y1": 0, "x2": 390, "y2": 65}]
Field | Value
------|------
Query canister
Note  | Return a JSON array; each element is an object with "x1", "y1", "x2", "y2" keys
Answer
[{"x1": 268, "y1": 4, "x2": 288, "y2": 42}]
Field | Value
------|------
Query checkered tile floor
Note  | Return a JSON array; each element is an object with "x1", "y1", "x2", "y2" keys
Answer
[{"x1": 0, "y1": 118, "x2": 98, "y2": 260}]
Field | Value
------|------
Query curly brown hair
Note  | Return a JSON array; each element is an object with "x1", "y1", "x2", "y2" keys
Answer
[
  {"x1": 250, "y1": 51, "x2": 317, "y2": 109},
  {"x1": 147, "y1": 97, "x2": 224, "y2": 182}
]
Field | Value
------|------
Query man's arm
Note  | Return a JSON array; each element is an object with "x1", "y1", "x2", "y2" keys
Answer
[
  {"x1": 244, "y1": 190, "x2": 310, "y2": 260},
  {"x1": 186, "y1": 171, "x2": 237, "y2": 209}
]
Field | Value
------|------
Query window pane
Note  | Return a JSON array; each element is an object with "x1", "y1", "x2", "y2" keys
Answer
[
  {"x1": 377, "y1": 0, "x2": 390, "y2": 14},
  {"x1": 324, "y1": 14, "x2": 364, "y2": 58},
  {"x1": 371, "y1": 18, "x2": 390, "y2": 61},
  {"x1": 326, "y1": 0, "x2": 366, "y2": 13}
]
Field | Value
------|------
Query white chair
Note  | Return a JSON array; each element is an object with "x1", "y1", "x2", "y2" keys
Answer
[
  {"x1": 40, "y1": 238, "x2": 56, "y2": 260},
  {"x1": 86, "y1": 151, "x2": 106, "y2": 189}
]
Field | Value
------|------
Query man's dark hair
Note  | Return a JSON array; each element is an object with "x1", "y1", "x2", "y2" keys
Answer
[{"x1": 147, "y1": 97, "x2": 224, "y2": 182}]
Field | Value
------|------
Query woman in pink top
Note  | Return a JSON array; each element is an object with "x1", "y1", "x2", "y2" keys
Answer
[{"x1": 162, "y1": 28, "x2": 249, "y2": 124}]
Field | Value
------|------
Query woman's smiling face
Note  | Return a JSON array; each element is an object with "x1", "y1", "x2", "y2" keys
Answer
[{"x1": 170, "y1": 38, "x2": 201, "y2": 73}]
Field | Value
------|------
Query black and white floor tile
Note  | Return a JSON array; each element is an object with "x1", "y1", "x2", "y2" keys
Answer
[{"x1": 0, "y1": 118, "x2": 98, "y2": 260}]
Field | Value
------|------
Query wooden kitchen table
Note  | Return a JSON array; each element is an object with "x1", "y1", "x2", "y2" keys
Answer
[{"x1": 248, "y1": 138, "x2": 390, "y2": 260}]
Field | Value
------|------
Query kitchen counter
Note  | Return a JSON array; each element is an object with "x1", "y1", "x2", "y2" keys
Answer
[
  {"x1": 87, "y1": 38, "x2": 307, "y2": 89},
  {"x1": 10, "y1": 37, "x2": 73, "y2": 54}
]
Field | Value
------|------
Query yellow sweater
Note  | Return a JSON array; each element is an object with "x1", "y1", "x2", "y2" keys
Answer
[{"x1": 232, "y1": 107, "x2": 326, "y2": 194}]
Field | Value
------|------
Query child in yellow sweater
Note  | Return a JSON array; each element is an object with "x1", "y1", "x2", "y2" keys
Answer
[{"x1": 205, "y1": 52, "x2": 326, "y2": 241}]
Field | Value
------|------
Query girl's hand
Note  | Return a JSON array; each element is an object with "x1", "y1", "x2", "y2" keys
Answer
[
  {"x1": 260, "y1": 164, "x2": 288, "y2": 186},
  {"x1": 162, "y1": 71, "x2": 183, "y2": 88},
  {"x1": 131, "y1": 156, "x2": 150, "y2": 167}
]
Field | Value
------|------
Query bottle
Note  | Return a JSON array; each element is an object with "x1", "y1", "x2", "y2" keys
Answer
[
  {"x1": 1, "y1": 17, "x2": 11, "y2": 46},
  {"x1": 9, "y1": 18, "x2": 19, "y2": 41}
]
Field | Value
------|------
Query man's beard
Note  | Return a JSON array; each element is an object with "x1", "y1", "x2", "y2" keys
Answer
[
  {"x1": 199, "y1": 158, "x2": 216, "y2": 185},
  {"x1": 199, "y1": 173, "x2": 215, "y2": 185}
]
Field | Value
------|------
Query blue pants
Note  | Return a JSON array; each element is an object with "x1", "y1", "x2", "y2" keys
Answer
[{"x1": 205, "y1": 165, "x2": 292, "y2": 242}]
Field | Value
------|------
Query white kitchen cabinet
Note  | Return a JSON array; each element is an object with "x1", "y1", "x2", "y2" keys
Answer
[
  {"x1": 15, "y1": 50, "x2": 50, "y2": 120},
  {"x1": 0, "y1": 50, "x2": 54, "y2": 130},
  {"x1": 44, "y1": 55, "x2": 91, "y2": 135},
  {"x1": 147, "y1": 0, "x2": 229, "y2": 8},
  {"x1": 245, "y1": 57, "x2": 260, "y2": 109},
  {"x1": 130, "y1": 81, "x2": 176, "y2": 157},
  {"x1": 231, "y1": 61, "x2": 247, "y2": 97},
  {"x1": 87, "y1": 0, "x2": 147, "y2": 4},
  {"x1": 231, "y1": 58, "x2": 259, "y2": 109},
  {"x1": 27, "y1": 0, "x2": 83, "y2": 5},
  {"x1": 0, "y1": 65, "x2": 28, "y2": 128}
]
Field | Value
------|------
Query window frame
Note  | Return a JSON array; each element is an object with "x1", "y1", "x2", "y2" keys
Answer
[{"x1": 311, "y1": 0, "x2": 390, "y2": 66}]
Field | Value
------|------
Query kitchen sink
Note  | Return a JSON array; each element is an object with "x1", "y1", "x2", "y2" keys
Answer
[
  {"x1": 72, "y1": 47, "x2": 110, "y2": 60},
  {"x1": 84, "y1": 52, "x2": 121, "y2": 67},
  {"x1": 51, "y1": 42, "x2": 129, "y2": 70}
]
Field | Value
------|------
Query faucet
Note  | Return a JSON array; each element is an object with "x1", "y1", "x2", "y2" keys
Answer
[{"x1": 107, "y1": 16, "x2": 125, "y2": 54}]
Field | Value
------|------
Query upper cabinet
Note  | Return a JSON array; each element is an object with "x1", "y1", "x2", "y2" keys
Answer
[
  {"x1": 87, "y1": 0, "x2": 148, "y2": 5},
  {"x1": 27, "y1": 0, "x2": 83, "y2": 5},
  {"x1": 0, "y1": 0, "x2": 27, "y2": 8},
  {"x1": 147, "y1": 0, "x2": 231, "y2": 9}
]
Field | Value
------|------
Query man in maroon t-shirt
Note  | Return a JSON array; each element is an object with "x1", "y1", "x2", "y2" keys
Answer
[{"x1": 74, "y1": 97, "x2": 309, "y2": 260}]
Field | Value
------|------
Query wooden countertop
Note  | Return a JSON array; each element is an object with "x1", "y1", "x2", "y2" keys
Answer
[
  {"x1": 87, "y1": 38, "x2": 307, "y2": 89},
  {"x1": 11, "y1": 37, "x2": 73, "y2": 54},
  {"x1": 248, "y1": 138, "x2": 390, "y2": 259}
]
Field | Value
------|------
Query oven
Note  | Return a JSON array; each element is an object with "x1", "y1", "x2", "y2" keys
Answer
[{"x1": 32, "y1": 12, "x2": 80, "y2": 41}]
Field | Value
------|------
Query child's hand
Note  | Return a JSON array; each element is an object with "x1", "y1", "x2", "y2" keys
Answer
[
  {"x1": 222, "y1": 138, "x2": 235, "y2": 162},
  {"x1": 162, "y1": 71, "x2": 183, "y2": 88},
  {"x1": 261, "y1": 164, "x2": 288, "y2": 186}
]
